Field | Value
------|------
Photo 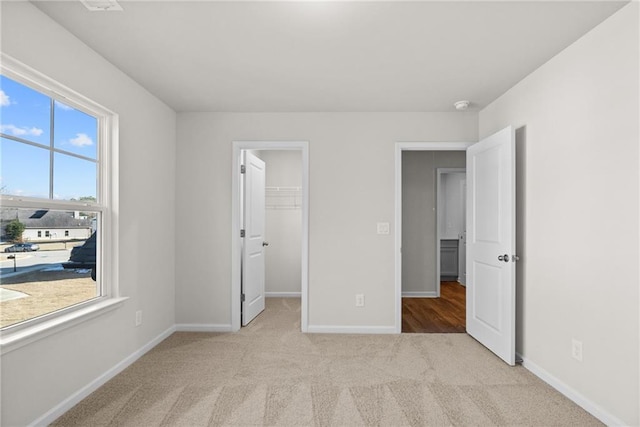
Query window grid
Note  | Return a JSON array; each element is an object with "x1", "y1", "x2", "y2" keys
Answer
[
  {"x1": 0, "y1": 132, "x2": 98, "y2": 163},
  {"x1": 0, "y1": 98, "x2": 99, "y2": 201},
  {"x1": 49, "y1": 97, "x2": 54, "y2": 199}
]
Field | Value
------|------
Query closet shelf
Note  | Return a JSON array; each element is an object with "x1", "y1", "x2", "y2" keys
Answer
[{"x1": 266, "y1": 186, "x2": 302, "y2": 210}]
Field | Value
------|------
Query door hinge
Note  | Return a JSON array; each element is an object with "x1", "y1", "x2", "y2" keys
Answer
[
  {"x1": 240, "y1": 229, "x2": 245, "y2": 238},
  {"x1": 241, "y1": 293, "x2": 246, "y2": 302},
  {"x1": 240, "y1": 165, "x2": 246, "y2": 174}
]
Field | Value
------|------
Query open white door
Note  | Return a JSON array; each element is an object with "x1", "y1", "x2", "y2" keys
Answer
[
  {"x1": 466, "y1": 126, "x2": 516, "y2": 365},
  {"x1": 242, "y1": 151, "x2": 267, "y2": 326}
]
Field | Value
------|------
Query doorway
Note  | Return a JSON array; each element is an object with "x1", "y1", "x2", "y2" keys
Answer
[
  {"x1": 398, "y1": 149, "x2": 468, "y2": 333},
  {"x1": 394, "y1": 142, "x2": 472, "y2": 333},
  {"x1": 395, "y1": 127, "x2": 517, "y2": 365},
  {"x1": 231, "y1": 141, "x2": 309, "y2": 332},
  {"x1": 436, "y1": 168, "x2": 466, "y2": 288}
]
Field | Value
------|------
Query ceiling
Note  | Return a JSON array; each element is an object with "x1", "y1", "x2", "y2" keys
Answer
[{"x1": 33, "y1": 1, "x2": 627, "y2": 113}]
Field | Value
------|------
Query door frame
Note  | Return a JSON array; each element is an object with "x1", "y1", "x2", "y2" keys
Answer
[
  {"x1": 436, "y1": 167, "x2": 467, "y2": 295},
  {"x1": 394, "y1": 142, "x2": 473, "y2": 333},
  {"x1": 232, "y1": 141, "x2": 310, "y2": 332}
]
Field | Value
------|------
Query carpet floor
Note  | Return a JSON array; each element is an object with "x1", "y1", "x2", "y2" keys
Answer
[{"x1": 52, "y1": 298, "x2": 601, "y2": 426}]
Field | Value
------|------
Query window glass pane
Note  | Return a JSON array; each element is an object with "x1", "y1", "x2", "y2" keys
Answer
[
  {"x1": 54, "y1": 101, "x2": 98, "y2": 160},
  {"x1": 0, "y1": 137, "x2": 50, "y2": 198},
  {"x1": 0, "y1": 75, "x2": 50, "y2": 146},
  {"x1": 1, "y1": 207, "x2": 100, "y2": 329},
  {"x1": 53, "y1": 153, "x2": 97, "y2": 201}
]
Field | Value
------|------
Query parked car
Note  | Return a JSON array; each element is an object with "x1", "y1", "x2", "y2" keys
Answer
[{"x1": 4, "y1": 243, "x2": 40, "y2": 252}]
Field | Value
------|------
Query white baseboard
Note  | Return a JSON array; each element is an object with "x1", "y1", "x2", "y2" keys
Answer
[
  {"x1": 30, "y1": 325, "x2": 176, "y2": 427},
  {"x1": 265, "y1": 292, "x2": 301, "y2": 298},
  {"x1": 402, "y1": 291, "x2": 438, "y2": 298},
  {"x1": 307, "y1": 325, "x2": 396, "y2": 334},
  {"x1": 175, "y1": 323, "x2": 232, "y2": 332},
  {"x1": 517, "y1": 353, "x2": 626, "y2": 426}
]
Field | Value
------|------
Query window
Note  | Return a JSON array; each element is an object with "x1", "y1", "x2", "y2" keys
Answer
[{"x1": 1, "y1": 54, "x2": 119, "y2": 338}]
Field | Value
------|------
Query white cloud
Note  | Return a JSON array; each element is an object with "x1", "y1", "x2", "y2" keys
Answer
[
  {"x1": 0, "y1": 90, "x2": 9, "y2": 107},
  {"x1": 0, "y1": 124, "x2": 44, "y2": 137},
  {"x1": 55, "y1": 100, "x2": 73, "y2": 111},
  {"x1": 69, "y1": 133, "x2": 93, "y2": 147}
]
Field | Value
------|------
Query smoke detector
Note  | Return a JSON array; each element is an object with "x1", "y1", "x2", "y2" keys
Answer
[
  {"x1": 81, "y1": 0, "x2": 123, "y2": 11},
  {"x1": 454, "y1": 100, "x2": 470, "y2": 111}
]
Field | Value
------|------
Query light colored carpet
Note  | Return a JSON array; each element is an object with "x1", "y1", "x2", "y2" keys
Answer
[{"x1": 52, "y1": 298, "x2": 601, "y2": 426}]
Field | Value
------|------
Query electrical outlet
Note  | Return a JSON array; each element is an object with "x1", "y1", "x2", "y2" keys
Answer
[
  {"x1": 376, "y1": 222, "x2": 390, "y2": 235},
  {"x1": 355, "y1": 294, "x2": 365, "y2": 307},
  {"x1": 571, "y1": 338, "x2": 583, "y2": 362},
  {"x1": 135, "y1": 310, "x2": 142, "y2": 327}
]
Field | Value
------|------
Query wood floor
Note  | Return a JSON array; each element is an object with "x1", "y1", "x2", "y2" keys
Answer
[{"x1": 402, "y1": 281, "x2": 466, "y2": 333}]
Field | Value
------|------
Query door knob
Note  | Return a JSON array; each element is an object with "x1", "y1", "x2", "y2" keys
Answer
[
  {"x1": 498, "y1": 254, "x2": 509, "y2": 262},
  {"x1": 262, "y1": 241, "x2": 269, "y2": 247}
]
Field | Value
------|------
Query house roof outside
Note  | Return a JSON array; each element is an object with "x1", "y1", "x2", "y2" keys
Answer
[{"x1": 0, "y1": 208, "x2": 93, "y2": 229}]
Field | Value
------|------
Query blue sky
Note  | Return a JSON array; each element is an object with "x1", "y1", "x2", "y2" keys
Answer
[{"x1": 0, "y1": 75, "x2": 97, "y2": 200}]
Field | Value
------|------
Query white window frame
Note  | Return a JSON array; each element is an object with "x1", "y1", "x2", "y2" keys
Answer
[{"x1": 0, "y1": 54, "x2": 124, "y2": 354}]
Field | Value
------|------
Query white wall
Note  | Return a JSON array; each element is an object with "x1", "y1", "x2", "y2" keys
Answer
[
  {"x1": 0, "y1": 3, "x2": 177, "y2": 426},
  {"x1": 259, "y1": 151, "x2": 302, "y2": 295},
  {"x1": 402, "y1": 151, "x2": 466, "y2": 295},
  {"x1": 176, "y1": 113, "x2": 477, "y2": 329},
  {"x1": 480, "y1": 3, "x2": 639, "y2": 425}
]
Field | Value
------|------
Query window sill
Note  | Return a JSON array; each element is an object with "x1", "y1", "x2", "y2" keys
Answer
[{"x1": 0, "y1": 297, "x2": 128, "y2": 355}]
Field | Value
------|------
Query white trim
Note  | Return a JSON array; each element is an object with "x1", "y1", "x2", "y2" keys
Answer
[
  {"x1": 29, "y1": 325, "x2": 175, "y2": 427},
  {"x1": 0, "y1": 197, "x2": 104, "y2": 211},
  {"x1": 517, "y1": 353, "x2": 627, "y2": 427},
  {"x1": 102, "y1": 112, "x2": 119, "y2": 299},
  {"x1": 232, "y1": 141, "x2": 310, "y2": 333},
  {"x1": 307, "y1": 325, "x2": 397, "y2": 334},
  {"x1": 395, "y1": 142, "x2": 473, "y2": 333},
  {"x1": 397, "y1": 142, "x2": 473, "y2": 151},
  {"x1": 0, "y1": 53, "x2": 116, "y2": 118},
  {"x1": 402, "y1": 291, "x2": 438, "y2": 298},
  {"x1": 1, "y1": 297, "x2": 128, "y2": 355},
  {"x1": 265, "y1": 292, "x2": 301, "y2": 298},
  {"x1": 175, "y1": 324, "x2": 233, "y2": 332}
]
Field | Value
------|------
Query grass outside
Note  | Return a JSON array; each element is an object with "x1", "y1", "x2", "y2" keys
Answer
[{"x1": 1, "y1": 269, "x2": 97, "y2": 328}]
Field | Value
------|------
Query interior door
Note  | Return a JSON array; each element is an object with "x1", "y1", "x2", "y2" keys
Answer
[
  {"x1": 466, "y1": 126, "x2": 516, "y2": 365},
  {"x1": 242, "y1": 151, "x2": 267, "y2": 326}
]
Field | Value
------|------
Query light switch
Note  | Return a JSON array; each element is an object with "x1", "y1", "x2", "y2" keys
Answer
[{"x1": 377, "y1": 222, "x2": 390, "y2": 235}]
